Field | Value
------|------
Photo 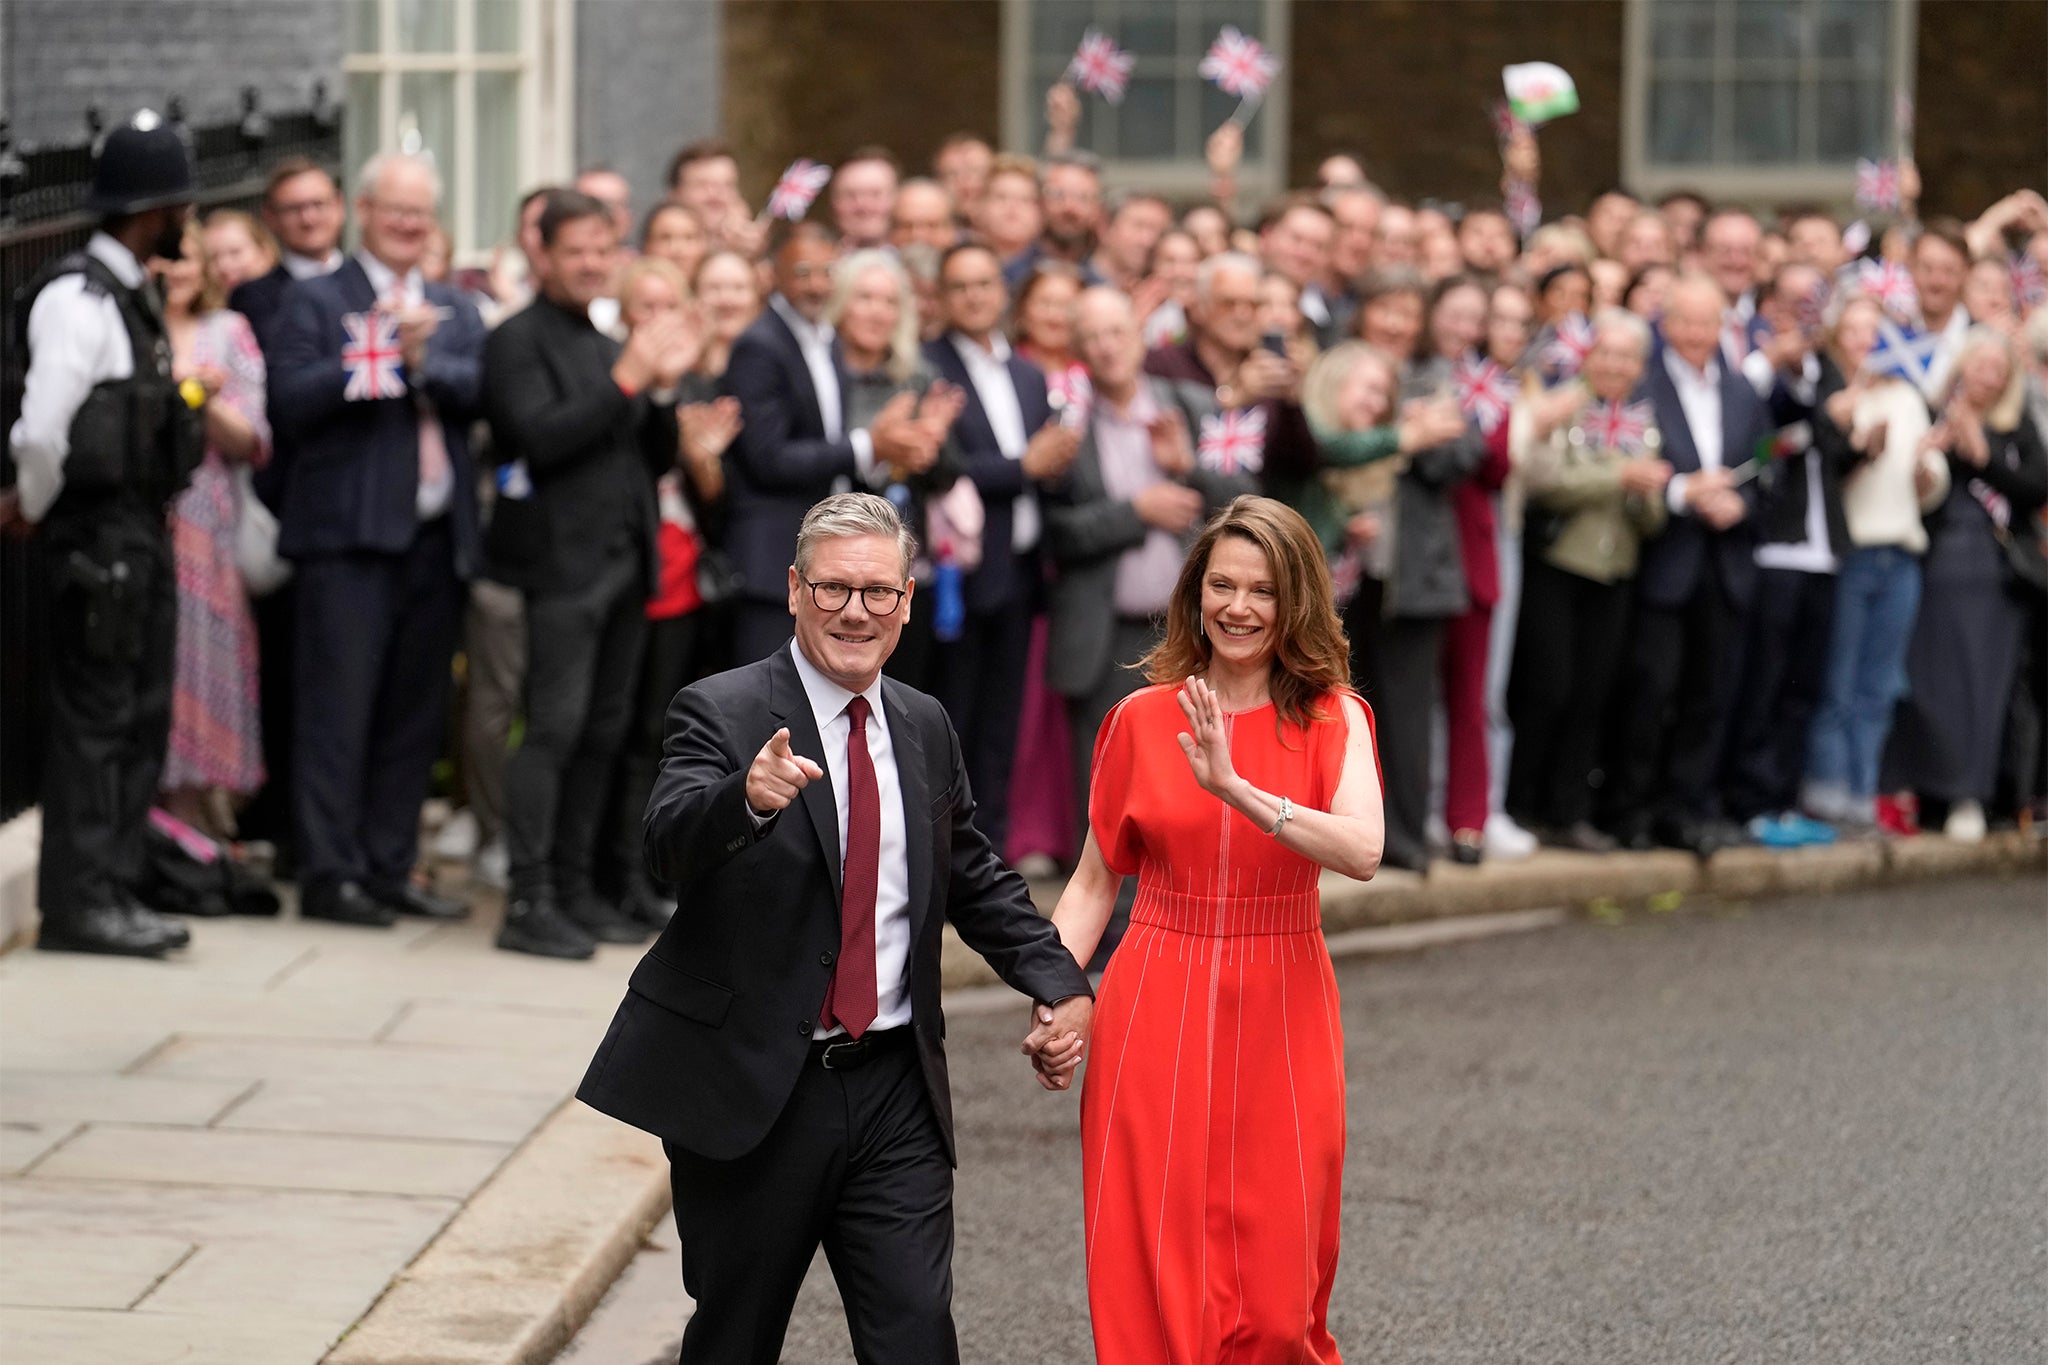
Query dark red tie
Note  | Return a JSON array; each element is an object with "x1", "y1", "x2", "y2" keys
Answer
[{"x1": 822, "y1": 696, "x2": 880, "y2": 1038}]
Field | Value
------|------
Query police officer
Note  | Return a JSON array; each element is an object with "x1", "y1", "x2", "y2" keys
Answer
[{"x1": 9, "y1": 113, "x2": 206, "y2": 957}]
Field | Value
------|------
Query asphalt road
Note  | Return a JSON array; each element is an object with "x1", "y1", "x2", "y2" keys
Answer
[{"x1": 556, "y1": 878, "x2": 2047, "y2": 1364}]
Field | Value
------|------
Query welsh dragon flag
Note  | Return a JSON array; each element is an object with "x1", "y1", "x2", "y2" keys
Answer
[{"x1": 1503, "y1": 62, "x2": 1579, "y2": 126}]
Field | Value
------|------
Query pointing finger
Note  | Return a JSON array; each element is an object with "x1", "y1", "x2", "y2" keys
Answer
[{"x1": 793, "y1": 756, "x2": 825, "y2": 782}]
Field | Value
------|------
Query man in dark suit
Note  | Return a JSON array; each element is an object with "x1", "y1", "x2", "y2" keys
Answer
[
  {"x1": 579, "y1": 492, "x2": 1091, "y2": 1364},
  {"x1": 229, "y1": 157, "x2": 347, "y2": 354},
  {"x1": 1607, "y1": 274, "x2": 1771, "y2": 854},
  {"x1": 720, "y1": 223, "x2": 937, "y2": 663},
  {"x1": 482, "y1": 191, "x2": 696, "y2": 958},
  {"x1": 923, "y1": 242, "x2": 1080, "y2": 853},
  {"x1": 268, "y1": 152, "x2": 484, "y2": 927}
]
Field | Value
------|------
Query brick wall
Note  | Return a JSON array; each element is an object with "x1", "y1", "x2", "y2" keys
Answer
[
  {"x1": 576, "y1": 0, "x2": 723, "y2": 217},
  {"x1": 1915, "y1": 0, "x2": 2048, "y2": 219},
  {"x1": 2, "y1": 0, "x2": 343, "y2": 148}
]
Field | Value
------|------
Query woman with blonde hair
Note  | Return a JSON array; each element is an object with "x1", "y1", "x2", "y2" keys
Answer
[
  {"x1": 200, "y1": 208, "x2": 276, "y2": 295},
  {"x1": 1030, "y1": 495, "x2": 1382, "y2": 1365}
]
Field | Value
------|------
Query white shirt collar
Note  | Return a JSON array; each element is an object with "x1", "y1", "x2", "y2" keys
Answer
[
  {"x1": 86, "y1": 231, "x2": 146, "y2": 289},
  {"x1": 952, "y1": 329, "x2": 1012, "y2": 365},
  {"x1": 356, "y1": 249, "x2": 423, "y2": 306},
  {"x1": 789, "y1": 638, "x2": 887, "y2": 736},
  {"x1": 771, "y1": 293, "x2": 833, "y2": 345},
  {"x1": 1663, "y1": 346, "x2": 1720, "y2": 389},
  {"x1": 284, "y1": 248, "x2": 344, "y2": 280}
]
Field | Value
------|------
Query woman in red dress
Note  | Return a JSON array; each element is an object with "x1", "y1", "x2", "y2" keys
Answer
[{"x1": 1029, "y1": 496, "x2": 1384, "y2": 1364}]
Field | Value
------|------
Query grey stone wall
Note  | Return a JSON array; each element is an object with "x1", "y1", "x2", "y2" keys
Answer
[
  {"x1": 3, "y1": 0, "x2": 344, "y2": 148},
  {"x1": 574, "y1": 0, "x2": 720, "y2": 229}
]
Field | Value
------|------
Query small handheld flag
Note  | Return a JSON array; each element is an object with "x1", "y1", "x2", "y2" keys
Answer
[
  {"x1": 1853, "y1": 257, "x2": 1919, "y2": 323},
  {"x1": 1864, "y1": 315, "x2": 1942, "y2": 389},
  {"x1": 2012, "y1": 252, "x2": 2046, "y2": 311},
  {"x1": 764, "y1": 159, "x2": 832, "y2": 223},
  {"x1": 341, "y1": 310, "x2": 407, "y2": 402},
  {"x1": 1502, "y1": 62, "x2": 1580, "y2": 126},
  {"x1": 1197, "y1": 406, "x2": 1267, "y2": 475},
  {"x1": 1538, "y1": 312, "x2": 1595, "y2": 383},
  {"x1": 1578, "y1": 398, "x2": 1654, "y2": 456},
  {"x1": 1452, "y1": 355, "x2": 1514, "y2": 434},
  {"x1": 1200, "y1": 26, "x2": 1280, "y2": 129},
  {"x1": 1067, "y1": 28, "x2": 1135, "y2": 105},
  {"x1": 1854, "y1": 158, "x2": 1901, "y2": 213}
]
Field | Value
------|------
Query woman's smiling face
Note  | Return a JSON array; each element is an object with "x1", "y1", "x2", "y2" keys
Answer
[{"x1": 1201, "y1": 534, "x2": 1280, "y2": 672}]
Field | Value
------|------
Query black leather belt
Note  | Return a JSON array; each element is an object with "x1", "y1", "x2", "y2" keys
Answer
[{"x1": 809, "y1": 1026, "x2": 912, "y2": 1071}]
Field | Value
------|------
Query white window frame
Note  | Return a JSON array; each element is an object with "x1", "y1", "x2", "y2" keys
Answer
[
  {"x1": 999, "y1": 0, "x2": 1291, "y2": 203},
  {"x1": 343, "y1": 0, "x2": 576, "y2": 260},
  {"x1": 1622, "y1": 0, "x2": 1917, "y2": 205}
]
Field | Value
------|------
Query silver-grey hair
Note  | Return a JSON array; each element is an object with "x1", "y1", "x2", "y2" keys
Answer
[
  {"x1": 1591, "y1": 306, "x2": 1652, "y2": 357},
  {"x1": 794, "y1": 493, "x2": 918, "y2": 579},
  {"x1": 825, "y1": 250, "x2": 921, "y2": 384},
  {"x1": 356, "y1": 151, "x2": 443, "y2": 206},
  {"x1": 1196, "y1": 251, "x2": 1262, "y2": 304}
]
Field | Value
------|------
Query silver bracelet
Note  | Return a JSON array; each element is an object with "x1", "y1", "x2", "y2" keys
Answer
[{"x1": 1266, "y1": 795, "x2": 1295, "y2": 837}]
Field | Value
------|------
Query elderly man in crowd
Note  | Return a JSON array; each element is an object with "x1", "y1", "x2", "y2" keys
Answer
[{"x1": 891, "y1": 178, "x2": 959, "y2": 254}]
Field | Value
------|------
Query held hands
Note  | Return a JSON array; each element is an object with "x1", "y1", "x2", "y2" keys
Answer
[
  {"x1": 1618, "y1": 457, "x2": 1674, "y2": 497},
  {"x1": 1175, "y1": 676, "x2": 1241, "y2": 799},
  {"x1": 871, "y1": 390, "x2": 942, "y2": 478},
  {"x1": 1021, "y1": 997, "x2": 1093, "y2": 1092},
  {"x1": 745, "y1": 727, "x2": 824, "y2": 816},
  {"x1": 1022, "y1": 417, "x2": 1084, "y2": 481}
]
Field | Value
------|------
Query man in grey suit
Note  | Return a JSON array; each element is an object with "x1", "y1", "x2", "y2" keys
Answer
[{"x1": 1043, "y1": 288, "x2": 1260, "y2": 837}]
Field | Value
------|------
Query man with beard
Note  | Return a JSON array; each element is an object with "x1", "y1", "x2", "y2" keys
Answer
[{"x1": 1002, "y1": 151, "x2": 1104, "y2": 290}]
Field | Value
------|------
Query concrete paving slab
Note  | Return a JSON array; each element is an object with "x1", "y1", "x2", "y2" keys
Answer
[
  {"x1": 382, "y1": 1000, "x2": 615, "y2": 1056},
  {"x1": 0, "y1": 1180, "x2": 459, "y2": 1263},
  {"x1": 0, "y1": 1304, "x2": 343, "y2": 1365},
  {"x1": 0, "y1": 1119, "x2": 80, "y2": 1175},
  {"x1": 31, "y1": 1124, "x2": 511, "y2": 1199},
  {"x1": 0, "y1": 1024, "x2": 171, "y2": 1074},
  {"x1": 0, "y1": 1231, "x2": 193, "y2": 1310},
  {"x1": 217, "y1": 1078, "x2": 565, "y2": 1145},
  {"x1": 139, "y1": 1036, "x2": 593, "y2": 1094},
  {"x1": 0, "y1": 1070, "x2": 249, "y2": 1126},
  {"x1": 1705, "y1": 839, "x2": 1886, "y2": 900}
]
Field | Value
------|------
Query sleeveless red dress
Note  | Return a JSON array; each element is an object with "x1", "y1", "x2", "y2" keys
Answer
[{"x1": 1081, "y1": 682, "x2": 1375, "y2": 1365}]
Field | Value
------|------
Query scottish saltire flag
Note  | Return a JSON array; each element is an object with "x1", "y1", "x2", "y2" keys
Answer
[
  {"x1": 1855, "y1": 158, "x2": 1901, "y2": 213},
  {"x1": 1068, "y1": 28, "x2": 1134, "y2": 104},
  {"x1": 1200, "y1": 26, "x2": 1279, "y2": 101},
  {"x1": 341, "y1": 310, "x2": 406, "y2": 402},
  {"x1": 766, "y1": 159, "x2": 832, "y2": 221},
  {"x1": 1580, "y1": 399, "x2": 1653, "y2": 455},
  {"x1": 1452, "y1": 355, "x2": 1514, "y2": 433},
  {"x1": 1853, "y1": 257, "x2": 1919, "y2": 321},
  {"x1": 1502, "y1": 62, "x2": 1579, "y2": 125},
  {"x1": 1198, "y1": 406, "x2": 1266, "y2": 475},
  {"x1": 1865, "y1": 315, "x2": 1942, "y2": 388}
]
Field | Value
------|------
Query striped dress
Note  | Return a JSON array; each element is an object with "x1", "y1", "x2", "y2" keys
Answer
[{"x1": 1081, "y1": 683, "x2": 1371, "y2": 1365}]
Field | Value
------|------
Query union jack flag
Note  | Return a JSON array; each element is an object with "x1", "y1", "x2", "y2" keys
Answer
[
  {"x1": 1067, "y1": 27, "x2": 1134, "y2": 104},
  {"x1": 1854, "y1": 158, "x2": 1901, "y2": 213},
  {"x1": 1540, "y1": 312, "x2": 1595, "y2": 382},
  {"x1": 1452, "y1": 355, "x2": 1515, "y2": 433},
  {"x1": 1793, "y1": 276, "x2": 1831, "y2": 335},
  {"x1": 1198, "y1": 406, "x2": 1266, "y2": 475},
  {"x1": 1047, "y1": 365, "x2": 1093, "y2": 429},
  {"x1": 2012, "y1": 252, "x2": 2047, "y2": 311},
  {"x1": 341, "y1": 309, "x2": 406, "y2": 402},
  {"x1": 1581, "y1": 399, "x2": 1653, "y2": 455},
  {"x1": 1853, "y1": 257, "x2": 1919, "y2": 322},
  {"x1": 1199, "y1": 26, "x2": 1279, "y2": 102},
  {"x1": 766, "y1": 159, "x2": 832, "y2": 222}
]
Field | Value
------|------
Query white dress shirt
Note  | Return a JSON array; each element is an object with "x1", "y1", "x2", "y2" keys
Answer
[
  {"x1": 358, "y1": 250, "x2": 455, "y2": 521},
  {"x1": 1916, "y1": 305, "x2": 1972, "y2": 403},
  {"x1": 283, "y1": 248, "x2": 344, "y2": 280},
  {"x1": 950, "y1": 330, "x2": 1040, "y2": 552},
  {"x1": 9, "y1": 232, "x2": 146, "y2": 523},
  {"x1": 1663, "y1": 347, "x2": 1726, "y2": 517},
  {"x1": 769, "y1": 294, "x2": 876, "y2": 488},
  {"x1": 788, "y1": 640, "x2": 913, "y2": 1038}
]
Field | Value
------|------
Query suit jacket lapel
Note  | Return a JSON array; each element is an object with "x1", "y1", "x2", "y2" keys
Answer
[
  {"x1": 337, "y1": 257, "x2": 376, "y2": 312},
  {"x1": 882, "y1": 678, "x2": 934, "y2": 939},
  {"x1": 766, "y1": 306, "x2": 827, "y2": 435},
  {"x1": 1646, "y1": 364, "x2": 1701, "y2": 473},
  {"x1": 768, "y1": 649, "x2": 842, "y2": 903}
]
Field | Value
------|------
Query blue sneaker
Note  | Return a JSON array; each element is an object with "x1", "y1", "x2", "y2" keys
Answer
[
  {"x1": 1747, "y1": 814, "x2": 1804, "y2": 848},
  {"x1": 1781, "y1": 811, "x2": 1837, "y2": 846}
]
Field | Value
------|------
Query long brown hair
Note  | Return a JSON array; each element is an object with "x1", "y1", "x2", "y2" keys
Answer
[{"x1": 1140, "y1": 496, "x2": 1353, "y2": 732}]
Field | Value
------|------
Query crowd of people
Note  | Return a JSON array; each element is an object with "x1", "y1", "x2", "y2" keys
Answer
[{"x1": 13, "y1": 101, "x2": 2048, "y2": 962}]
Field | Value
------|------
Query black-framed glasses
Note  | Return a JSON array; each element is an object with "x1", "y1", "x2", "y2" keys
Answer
[{"x1": 802, "y1": 578, "x2": 907, "y2": 615}]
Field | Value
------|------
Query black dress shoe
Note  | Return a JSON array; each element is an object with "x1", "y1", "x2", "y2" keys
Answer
[
  {"x1": 1694, "y1": 818, "x2": 1748, "y2": 857},
  {"x1": 371, "y1": 882, "x2": 469, "y2": 921},
  {"x1": 118, "y1": 890, "x2": 192, "y2": 948},
  {"x1": 1449, "y1": 831, "x2": 1484, "y2": 866},
  {"x1": 301, "y1": 880, "x2": 397, "y2": 927},
  {"x1": 562, "y1": 890, "x2": 649, "y2": 945},
  {"x1": 1549, "y1": 820, "x2": 1619, "y2": 854},
  {"x1": 496, "y1": 896, "x2": 597, "y2": 960},
  {"x1": 38, "y1": 905, "x2": 175, "y2": 958}
]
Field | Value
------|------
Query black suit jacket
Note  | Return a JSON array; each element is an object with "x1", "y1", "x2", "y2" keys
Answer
[
  {"x1": 229, "y1": 263, "x2": 303, "y2": 511},
  {"x1": 267, "y1": 257, "x2": 485, "y2": 575},
  {"x1": 577, "y1": 646, "x2": 1092, "y2": 1165},
  {"x1": 1637, "y1": 342, "x2": 1770, "y2": 611},
  {"x1": 481, "y1": 295, "x2": 674, "y2": 596},
  {"x1": 719, "y1": 304, "x2": 861, "y2": 606},
  {"x1": 1751, "y1": 355, "x2": 1857, "y2": 557},
  {"x1": 923, "y1": 334, "x2": 1054, "y2": 613}
]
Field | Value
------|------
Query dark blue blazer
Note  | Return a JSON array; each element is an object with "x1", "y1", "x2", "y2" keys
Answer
[
  {"x1": 922, "y1": 334, "x2": 1052, "y2": 613},
  {"x1": 1637, "y1": 339, "x2": 1770, "y2": 612},
  {"x1": 267, "y1": 257, "x2": 485, "y2": 576},
  {"x1": 719, "y1": 304, "x2": 860, "y2": 606}
]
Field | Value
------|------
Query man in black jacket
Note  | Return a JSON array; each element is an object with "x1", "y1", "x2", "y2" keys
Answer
[
  {"x1": 579, "y1": 492, "x2": 1090, "y2": 1364},
  {"x1": 483, "y1": 191, "x2": 695, "y2": 957}
]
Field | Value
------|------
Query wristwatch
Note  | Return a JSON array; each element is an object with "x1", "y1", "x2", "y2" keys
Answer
[{"x1": 1267, "y1": 795, "x2": 1295, "y2": 837}]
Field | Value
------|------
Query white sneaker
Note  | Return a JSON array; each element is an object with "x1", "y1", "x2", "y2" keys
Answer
[
  {"x1": 1943, "y1": 800, "x2": 1986, "y2": 844},
  {"x1": 1426, "y1": 814, "x2": 1451, "y2": 856},
  {"x1": 1483, "y1": 811, "x2": 1538, "y2": 860},
  {"x1": 473, "y1": 837, "x2": 509, "y2": 890},
  {"x1": 431, "y1": 808, "x2": 480, "y2": 862}
]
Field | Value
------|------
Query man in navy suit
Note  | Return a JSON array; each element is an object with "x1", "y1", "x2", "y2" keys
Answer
[
  {"x1": 1606, "y1": 273, "x2": 1770, "y2": 855},
  {"x1": 923, "y1": 243, "x2": 1081, "y2": 851},
  {"x1": 720, "y1": 222, "x2": 941, "y2": 663},
  {"x1": 268, "y1": 153, "x2": 484, "y2": 927}
]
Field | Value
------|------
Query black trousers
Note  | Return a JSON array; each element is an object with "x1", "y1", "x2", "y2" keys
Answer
[
  {"x1": 293, "y1": 519, "x2": 464, "y2": 895},
  {"x1": 665, "y1": 1038, "x2": 958, "y2": 1365},
  {"x1": 236, "y1": 579, "x2": 297, "y2": 862},
  {"x1": 929, "y1": 601, "x2": 1032, "y2": 853},
  {"x1": 1721, "y1": 567, "x2": 1837, "y2": 821},
  {"x1": 1505, "y1": 558, "x2": 1633, "y2": 829},
  {"x1": 1349, "y1": 580, "x2": 1443, "y2": 871},
  {"x1": 1603, "y1": 577, "x2": 1743, "y2": 833},
  {"x1": 731, "y1": 599, "x2": 795, "y2": 666},
  {"x1": 36, "y1": 501, "x2": 176, "y2": 916},
  {"x1": 611, "y1": 607, "x2": 710, "y2": 890},
  {"x1": 504, "y1": 549, "x2": 647, "y2": 903}
]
